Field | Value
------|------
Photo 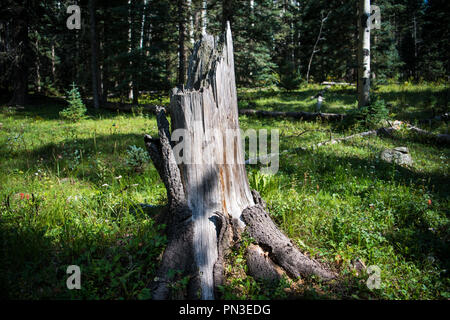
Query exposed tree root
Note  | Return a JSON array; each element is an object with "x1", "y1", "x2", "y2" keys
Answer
[
  {"x1": 144, "y1": 109, "x2": 337, "y2": 300},
  {"x1": 242, "y1": 204, "x2": 337, "y2": 281}
]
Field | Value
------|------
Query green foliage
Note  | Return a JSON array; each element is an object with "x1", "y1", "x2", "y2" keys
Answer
[
  {"x1": 125, "y1": 145, "x2": 150, "y2": 173},
  {"x1": 345, "y1": 96, "x2": 390, "y2": 129},
  {"x1": 217, "y1": 232, "x2": 293, "y2": 300},
  {"x1": 59, "y1": 83, "x2": 87, "y2": 122},
  {"x1": 3, "y1": 0, "x2": 448, "y2": 104},
  {"x1": 248, "y1": 170, "x2": 281, "y2": 197},
  {"x1": 0, "y1": 84, "x2": 449, "y2": 300}
]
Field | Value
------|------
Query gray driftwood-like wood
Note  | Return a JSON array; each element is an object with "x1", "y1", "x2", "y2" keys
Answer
[
  {"x1": 169, "y1": 23, "x2": 255, "y2": 300},
  {"x1": 407, "y1": 124, "x2": 450, "y2": 145},
  {"x1": 242, "y1": 204, "x2": 336, "y2": 281},
  {"x1": 144, "y1": 23, "x2": 336, "y2": 300},
  {"x1": 144, "y1": 109, "x2": 198, "y2": 300}
]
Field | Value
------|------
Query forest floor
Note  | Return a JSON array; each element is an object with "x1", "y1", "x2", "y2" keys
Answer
[{"x1": 0, "y1": 83, "x2": 448, "y2": 299}]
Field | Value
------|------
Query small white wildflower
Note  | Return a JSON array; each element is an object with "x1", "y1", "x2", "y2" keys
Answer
[
  {"x1": 102, "y1": 183, "x2": 109, "y2": 187},
  {"x1": 67, "y1": 195, "x2": 82, "y2": 202},
  {"x1": 115, "y1": 175, "x2": 122, "y2": 180}
]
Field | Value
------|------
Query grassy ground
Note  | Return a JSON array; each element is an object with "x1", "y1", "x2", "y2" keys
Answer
[
  {"x1": 238, "y1": 82, "x2": 449, "y2": 129},
  {"x1": 0, "y1": 83, "x2": 448, "y2": 299}
]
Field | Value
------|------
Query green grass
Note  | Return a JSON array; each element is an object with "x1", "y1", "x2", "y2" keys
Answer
[
  {"x1": 0, "y1": 83, "x2": 449, "y2": 299},
  {"x1": 238, "y1": 82, "x2": 449, "y2": 129}
]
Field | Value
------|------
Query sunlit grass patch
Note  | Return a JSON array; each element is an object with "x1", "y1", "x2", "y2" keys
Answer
[{"x1": 0, "y1": 83, "x2": 448, "y2": 299}]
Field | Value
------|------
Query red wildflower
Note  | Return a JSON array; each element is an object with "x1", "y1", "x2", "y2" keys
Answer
[
  {"x1": 20, "y1": 193, "x2": 24, "y2": 200},
  {"x1": 25, "y1": 194, "x2": 30, "y2": 200},
  {"x1": 428, "y1": 199, "x2": 432, "y2": 206}
]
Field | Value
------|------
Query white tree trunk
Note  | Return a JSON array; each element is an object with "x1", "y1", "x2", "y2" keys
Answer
[
  {"x1": 201, "y1": 0, "x2": 207, "y2": 34},
  {"x1": 357, "y1": 0, "x2": 370, "y2": 107}
]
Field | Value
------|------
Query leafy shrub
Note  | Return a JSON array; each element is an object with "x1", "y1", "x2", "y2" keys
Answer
[
  {"x1": 125, "y1": 145, "x2": 150, "y2": 172},
  {"x1": 60, "y1": 83, "x2": 87, "y2": 122},
  {"x1": 238, "y1": 100, "x2": 249, "y2": 109},
  {"x1": 345, "y1": 95, "x2": 390, "y2": 129},
  {"x1": 248, "y1": 170, "x2": 281, "y2": 197},
  {"x1": 131, "y1": 106, "x2": 144, "y2": 117}
]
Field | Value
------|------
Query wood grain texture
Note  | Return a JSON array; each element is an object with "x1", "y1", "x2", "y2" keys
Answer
[
  {"x1": 242, "y1": 204, "x2": 336, "y2": 281},
  {"x1": 169, "y1": 22, "x2": 254, "y2": 299},
  {"x1": 145, "y1": 23, "x2": 337, "y2": 300}
]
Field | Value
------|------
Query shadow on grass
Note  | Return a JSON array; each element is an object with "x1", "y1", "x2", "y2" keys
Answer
[
  {"x1": 238, "y1": 86, "x2": 449, "y2": 121},
  {"x1": 1, "y1": 132, "x2": 158, "y2": 186},
  {"x1": 0, "y1": 209, "x2": 165, "y2": 299},
  {"x1": 374, "y1": 86, "x2": 449, "y2": 121},
  {"x1": 2, "y1": 94, "x2": 158, "y2": 121},
  {"x1": 277, "y1": 142, "x2": 449, "y2": 272}
]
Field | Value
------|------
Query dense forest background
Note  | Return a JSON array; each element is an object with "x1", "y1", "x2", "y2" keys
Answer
[{"x1": 0, "y1": 0, "x2": 449, "y2": 105}]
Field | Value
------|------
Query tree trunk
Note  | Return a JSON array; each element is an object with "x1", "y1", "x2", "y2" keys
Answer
[
  {"x1": 9, "y1": 5, "x2": 29, "y2": 106},
  {"x1": 89, "y1": 0, "x2": 102, "y2": 109},
  {"x1": 144, "y1": 23, "x2": 335, "y2": 300},
  {"x1": 101, "y1": 8, "x2": 108, "y2": 103},
  {"x1": 357, "y1": 0, "x2": 370, "y2": 108},
  {"x1": 177, "y1": 0, "x2": 186, "y2": 85},
  {"x1": 202, "y1": 0, "x2": 207, "y2": 34},
  {"x1": 51, "y1": 43, "x2": 56, "y2": 84},
  {"x1": 35, "y1": 33, "x2": 41, "y2": 93}
]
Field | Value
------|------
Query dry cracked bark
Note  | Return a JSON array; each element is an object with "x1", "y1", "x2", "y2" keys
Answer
[{"x1": 143, "y1": 23, "x2": 336, "y2": 300}]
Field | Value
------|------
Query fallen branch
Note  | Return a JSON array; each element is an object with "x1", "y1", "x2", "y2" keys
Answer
[
  {"x1": 407, "y1": 124, "x2": 450, "y2": 144},
  {"x1": 102, "y1": 102, "x2": 162, "y2": 113},
  {"x1": 314, "y1": 126, "x2": 396, "y2": 148},
  {"x1": 246, "y1": 124, "x2": 398, "y2": 164},
  {"x1": 246, "y1": 120, "x2": 449, "y2": 164},
  {"x1": 321, "y1": 81, "x2": 355, "y2": 86},
  {"x1": 238, "y1": 109, "x2": 346, "y2": 122},
  {"x1": 418, "y1": 113, "x2": 449, "y2": 124}
]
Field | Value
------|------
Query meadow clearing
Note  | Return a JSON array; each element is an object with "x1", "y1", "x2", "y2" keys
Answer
[{"x1": 0, "y1": 83, "x2": 448, "y2": 299}]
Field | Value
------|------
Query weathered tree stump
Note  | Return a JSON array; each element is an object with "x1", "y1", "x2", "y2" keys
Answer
[{"x1": 144, "y1": 23, "x2": 335, "y2": 300}]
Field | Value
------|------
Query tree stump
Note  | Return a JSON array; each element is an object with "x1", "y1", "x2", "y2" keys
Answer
[{"x1": 144, "y1": 22, "x2": 336, "y2": 300}]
